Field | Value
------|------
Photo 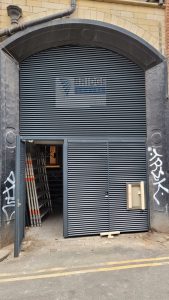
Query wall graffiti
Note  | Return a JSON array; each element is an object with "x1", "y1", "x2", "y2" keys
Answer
[
  {"x1": 148, "y1": 147, "x2": 169, "y2": 206},
  {"x1": 2, "y1": 171, "x2": 15, "y2": 224}
]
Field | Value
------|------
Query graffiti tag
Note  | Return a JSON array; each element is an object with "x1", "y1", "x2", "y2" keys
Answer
[
  {"x1": 148, "y1": 147, "x2": 169, "y2": 205},
  {"x1": 2, "y1": 171, "x2": 15, "y2": 224}
]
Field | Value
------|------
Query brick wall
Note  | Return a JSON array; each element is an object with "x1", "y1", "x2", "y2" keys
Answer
[{"x1": 0, "y1": 0, "x2": 165, "y2": 53}]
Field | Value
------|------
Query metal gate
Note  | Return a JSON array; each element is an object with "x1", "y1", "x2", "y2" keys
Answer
[
  {"x1": 14, "y1": 136, "x2": 26, "y2": 257},
  {"x1": 66, "y1": 139, "x2": 148, "y2": 237}
]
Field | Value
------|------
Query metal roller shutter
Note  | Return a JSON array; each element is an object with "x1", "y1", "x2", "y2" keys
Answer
[
  {"x1": 20, "y1": 45, "x2": 148, "y2": 235},
  {"x1": 108, "y1": 141, "x2": 148, "y2": 233},
  {"x1": 20, "y1": 46, "x2": 146, "y2": 138}
]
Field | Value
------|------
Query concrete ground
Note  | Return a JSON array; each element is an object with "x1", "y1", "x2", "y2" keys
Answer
[{"x1": 1, "y1": 214, "x2": 169, "y2": 299}]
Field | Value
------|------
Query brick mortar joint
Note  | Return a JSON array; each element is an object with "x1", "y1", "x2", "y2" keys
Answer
[{"x1": 86, "y1": 0, "x2": 165, "y2": 9}]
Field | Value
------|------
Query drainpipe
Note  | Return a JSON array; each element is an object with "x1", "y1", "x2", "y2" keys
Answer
[{"x1": 0, "y1": 0, "x2": 76, "y2": 38}]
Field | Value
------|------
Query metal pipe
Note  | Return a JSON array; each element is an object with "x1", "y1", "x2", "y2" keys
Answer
[{"x1": 0, "y1": 0, "x2": 76, "y2": 38}]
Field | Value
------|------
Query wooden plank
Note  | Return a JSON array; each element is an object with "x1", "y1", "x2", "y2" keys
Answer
[
  {"x1": 50, "y1": 145, "x2": 56, "y2": 165},
  {"x1": 100, "y1": 231, "x2": 120, "y2": 237},
  {"x1": 46, "y1": 165, "x2": 60, "y2": 168}
]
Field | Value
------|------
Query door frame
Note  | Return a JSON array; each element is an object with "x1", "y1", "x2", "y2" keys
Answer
[
  {"x1": 15, "y1": 136, "x2": 66, "y2": 256},
  {"x1": 14, "y1": 136, "x2": 26, "y2": 257}
]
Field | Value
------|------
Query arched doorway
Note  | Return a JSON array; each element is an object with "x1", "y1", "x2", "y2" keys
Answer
[
  {"x1": 0, "y1": 19, "x2": 167, "y2": 256},
  {"x1": 20, "y1": 45, "x2": 147, "y2": 237}
]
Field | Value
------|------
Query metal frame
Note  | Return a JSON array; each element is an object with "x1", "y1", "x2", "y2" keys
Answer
[
  {"x1": 146, "y1": 139, "x2": 150, "y2": 229},
  {"x1": 14, "y1": 135, "x2": 26, "y2": 257},
  {"x1": 19, "y1": 136, "x2": 67, "y2": 237},
  {"x1": 63, "y1": 139, "x2": 68, "y2": 237},
  {"x1": 20, "y1": 136, "x2": 146, "y2": 143},
  {"x1": 14, "y1": 135, "x2": 21, "y2": 257}
]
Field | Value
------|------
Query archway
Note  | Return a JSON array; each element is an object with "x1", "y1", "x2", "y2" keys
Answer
[{"x1": 0, "y1": 19, "x2": 168, "y2": 254}]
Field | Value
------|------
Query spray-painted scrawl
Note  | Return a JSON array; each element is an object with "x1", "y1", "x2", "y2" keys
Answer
[
  {"x1": 148, "y1": 147, "x2": 169, "y2": 205},
  {"x1": 2, "y1": 171, "x2": 15, "y2": 224}
]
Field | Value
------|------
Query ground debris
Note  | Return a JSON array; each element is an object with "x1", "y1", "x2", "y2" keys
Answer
[{"x1": 100, "y1": 231, "x2": 120, "y2": 239}]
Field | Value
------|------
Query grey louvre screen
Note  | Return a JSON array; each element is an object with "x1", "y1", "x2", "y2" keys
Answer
[
  {"x1": 20, "y1": 45, "x2": 148, "y2": 236},
  {"x1": 20, "y1": 46, "x2": 146, "y2": 137},
  {"x1": 67, "y1": 140, "x2": 148, "y2": 237},
  {"x1": 108, "y1": 141, "x2": 148, "y2": 233},
  {"x1": 67, "y1": 141, "x2": 109, "y2": 236}
]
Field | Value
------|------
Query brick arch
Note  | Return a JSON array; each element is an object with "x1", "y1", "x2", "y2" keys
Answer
[
  {"x1": 22, "y1": 6, "x2": 159, "y2": 52},
  {"x1": 0, "y1": 19, "x2": 163, "y2": 70}
]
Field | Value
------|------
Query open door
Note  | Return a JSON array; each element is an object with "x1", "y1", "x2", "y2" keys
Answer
[{"x1": 14, "y1": 136, "x2": 26, "y2": 257}]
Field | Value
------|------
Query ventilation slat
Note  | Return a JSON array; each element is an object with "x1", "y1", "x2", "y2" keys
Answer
[
  {"x1": 67, "y1": 140, "x2": 148, "y2": 236},
  {"x1": 20, "y1": 46, "x2": 148, "y2": 236},
  {"x1": 20, "y1": 46, "x2": 145, "y2": 137}
]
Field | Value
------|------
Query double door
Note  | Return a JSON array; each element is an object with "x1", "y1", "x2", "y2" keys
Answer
[
  {"x1": 65, "y1": 139, "x2": 148, "y2": 237},
  {"x1": 14, "y1": 138, "x2": 148, "y2": 256}
]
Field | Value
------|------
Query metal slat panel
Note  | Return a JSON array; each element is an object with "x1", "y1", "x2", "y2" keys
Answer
[
  {"x1": 67, "y1": 140, "x2": 148, "y2": 236},
  {"x1": 67, "y1": 141, "x2": 109, "y2": 236},
  {"x1": 20, "y1": 46, "x2": 148, "y2": 235},
  {"x1": 20, "y1": 46, "x2": 145, "y2": 137},
  {"x1": 68, "y1": 140, "x2": 148, "y2": 236},
  {"x1": 108, "y1": 142, "x2": 148, "y2": 232}
]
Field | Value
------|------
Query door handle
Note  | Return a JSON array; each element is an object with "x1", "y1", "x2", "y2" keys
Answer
[{"x1": 105, "y1": 191, "x2": 108, "y2": 198}]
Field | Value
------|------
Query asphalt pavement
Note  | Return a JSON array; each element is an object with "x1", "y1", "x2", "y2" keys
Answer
[{"x1": 0, "y1": 229, "x2": 169, "y2": 300}]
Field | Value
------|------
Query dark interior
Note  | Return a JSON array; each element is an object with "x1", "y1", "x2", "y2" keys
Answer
[{"x1": 25, "y1": 143, "x2": 63, "y2": 232}]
